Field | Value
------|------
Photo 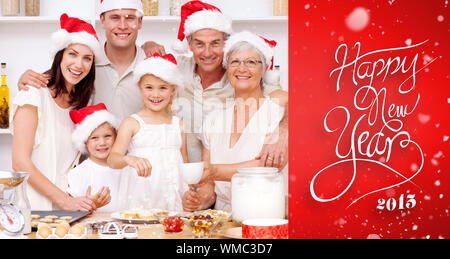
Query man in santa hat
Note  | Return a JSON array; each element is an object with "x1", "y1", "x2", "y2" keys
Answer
[{"x1": 17, "y1": 0, "x2": 165, "y2": 121}]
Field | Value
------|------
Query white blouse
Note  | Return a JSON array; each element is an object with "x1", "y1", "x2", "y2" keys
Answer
[
  {"x1": 200, "y1": 98, "x2": 285, "y2": 211},
  {"x1": 12, "y1": 87, "x2": 79, "y2": 210}
]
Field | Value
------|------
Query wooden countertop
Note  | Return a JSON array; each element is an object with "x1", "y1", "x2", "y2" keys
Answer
[{"x1": 25, "y1": 212, "x2": 241, "y2": 239}]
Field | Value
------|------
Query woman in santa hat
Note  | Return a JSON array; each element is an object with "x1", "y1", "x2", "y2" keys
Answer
[
  {"x1": 11, "y1": 13, "x2": 101, "y2": 211},
  {"x1": 198, "y1": 31, "x2": 288, "y2": 211}
]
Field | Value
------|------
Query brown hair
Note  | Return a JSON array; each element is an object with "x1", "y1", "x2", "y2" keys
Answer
[{"x1": 44, "y1": 49, "x2": 96, "y2": 110}]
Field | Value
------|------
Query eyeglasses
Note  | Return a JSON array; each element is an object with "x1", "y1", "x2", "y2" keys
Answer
[{"x1": 228, "y1": 59, "x2": 263, "y2": 68}]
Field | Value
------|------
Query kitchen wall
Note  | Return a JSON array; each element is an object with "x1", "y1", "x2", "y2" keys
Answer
[{"x1": 0, "y1": 0, "x2": 288, "y2": 172}]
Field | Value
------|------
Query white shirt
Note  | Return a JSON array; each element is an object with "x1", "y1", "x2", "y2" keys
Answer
[
  {"x1": 92, "y1": 43, "x2": 146, "y2": 121},
  {"x1": 67, "y1": 158, "x2": 122, "y2": 213}
]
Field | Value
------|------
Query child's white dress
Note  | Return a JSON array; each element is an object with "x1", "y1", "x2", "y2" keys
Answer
[{"x1": 118, "y1": 114, "x2": 188, "y2": 212}]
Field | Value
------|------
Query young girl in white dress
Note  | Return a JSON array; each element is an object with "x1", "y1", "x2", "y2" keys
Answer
[{"x1": 108, "y1": 53, "x2": 189, "y2": 212}]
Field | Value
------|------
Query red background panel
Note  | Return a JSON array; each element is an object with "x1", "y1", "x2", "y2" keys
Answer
[{"x1": 289, "y1": 0, "x2": 449, "y2": 238}]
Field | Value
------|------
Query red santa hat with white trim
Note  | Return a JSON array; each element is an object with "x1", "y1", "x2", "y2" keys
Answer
[
  {"x1": 223, "y1": 30, "x2": 279, "y2": 86},
  {"x1": 70, "y1": 103, "x2": 119, "y2": 154},
  {"x1": 98, "y1": 0, "x2": 143, "y2": 16},
  {"x1": 50, "y1": 13, "x2": 101, "y2": 61},
  {"x1": 172, "y1": 0, "x2": 232, "y2": 54},
  {"x1": 134, "y1": 53, "x2": 184, "y2": 91}
]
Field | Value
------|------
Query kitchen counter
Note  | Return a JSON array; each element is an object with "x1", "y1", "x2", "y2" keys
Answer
[{"x1": 25, "y1": 212, "x2": 241, "y2": 239}]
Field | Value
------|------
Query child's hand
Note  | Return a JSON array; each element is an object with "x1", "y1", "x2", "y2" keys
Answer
[
  {"x1": 86, "y1": 186, "x2": 111, "y2": 209},
  {"x1": 124, "y1": 155, "x2": 152, "y2": 177}
]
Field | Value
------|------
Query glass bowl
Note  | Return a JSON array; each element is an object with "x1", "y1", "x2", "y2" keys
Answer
[
  {"x1": 182, "y1": 215, "x2": 219, "y2": 238},
  {"x1": 197, "y1": 209, "x2": 231, "y2": 233},
  {"x1": 155, "y1": 211, "x2": 184, "y2": 234}
]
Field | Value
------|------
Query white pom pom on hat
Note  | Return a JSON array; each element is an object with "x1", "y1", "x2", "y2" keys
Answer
[
  {"x1": 171, "y1": 1, "x2": 232, "y2": 54},
  {"x1": 262, "y1": 69, "x2": 280, "y2": 86},
  {"x1": 171, "y1": 37, "x2": 190, "y2": 54}
]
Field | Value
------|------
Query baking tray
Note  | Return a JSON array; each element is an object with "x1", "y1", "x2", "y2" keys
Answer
[{"x1": 31, "y1": 210, "x2": 90, "y2": 230}]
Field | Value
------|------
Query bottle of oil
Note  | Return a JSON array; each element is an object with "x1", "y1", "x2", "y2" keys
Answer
[{"x1": 0, "y1": 63, "x2": 10, "y2": 129}]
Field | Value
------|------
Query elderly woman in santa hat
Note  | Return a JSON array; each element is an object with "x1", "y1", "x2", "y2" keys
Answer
[
  {"x1": 12, "y1": 14, "x2": 101, "y2": 211},
  {"x1": 197, "y1": 31, "x2": 288, "y2": 211}
]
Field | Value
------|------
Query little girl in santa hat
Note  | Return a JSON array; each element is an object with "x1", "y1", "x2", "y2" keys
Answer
[{"x1": 108, "y1": 53, "x2": 189, "y2": 212}]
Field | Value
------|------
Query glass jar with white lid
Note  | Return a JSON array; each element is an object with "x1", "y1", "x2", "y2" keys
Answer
[{"x1": 231, "y1": 167, "x2": 284, "y2": 224}]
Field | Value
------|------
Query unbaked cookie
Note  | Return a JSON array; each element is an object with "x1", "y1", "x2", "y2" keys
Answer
[
  {"x1": 31, "y1": 214, "x2": 41, "y2": 220},
  {"x1": 39, "y1": 218, "x2": 54, "y2": 223}
]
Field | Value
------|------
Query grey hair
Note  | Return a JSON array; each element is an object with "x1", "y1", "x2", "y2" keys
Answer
[{"x1": 223, "y1": 41, "x2": 268, "y2": 70}]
